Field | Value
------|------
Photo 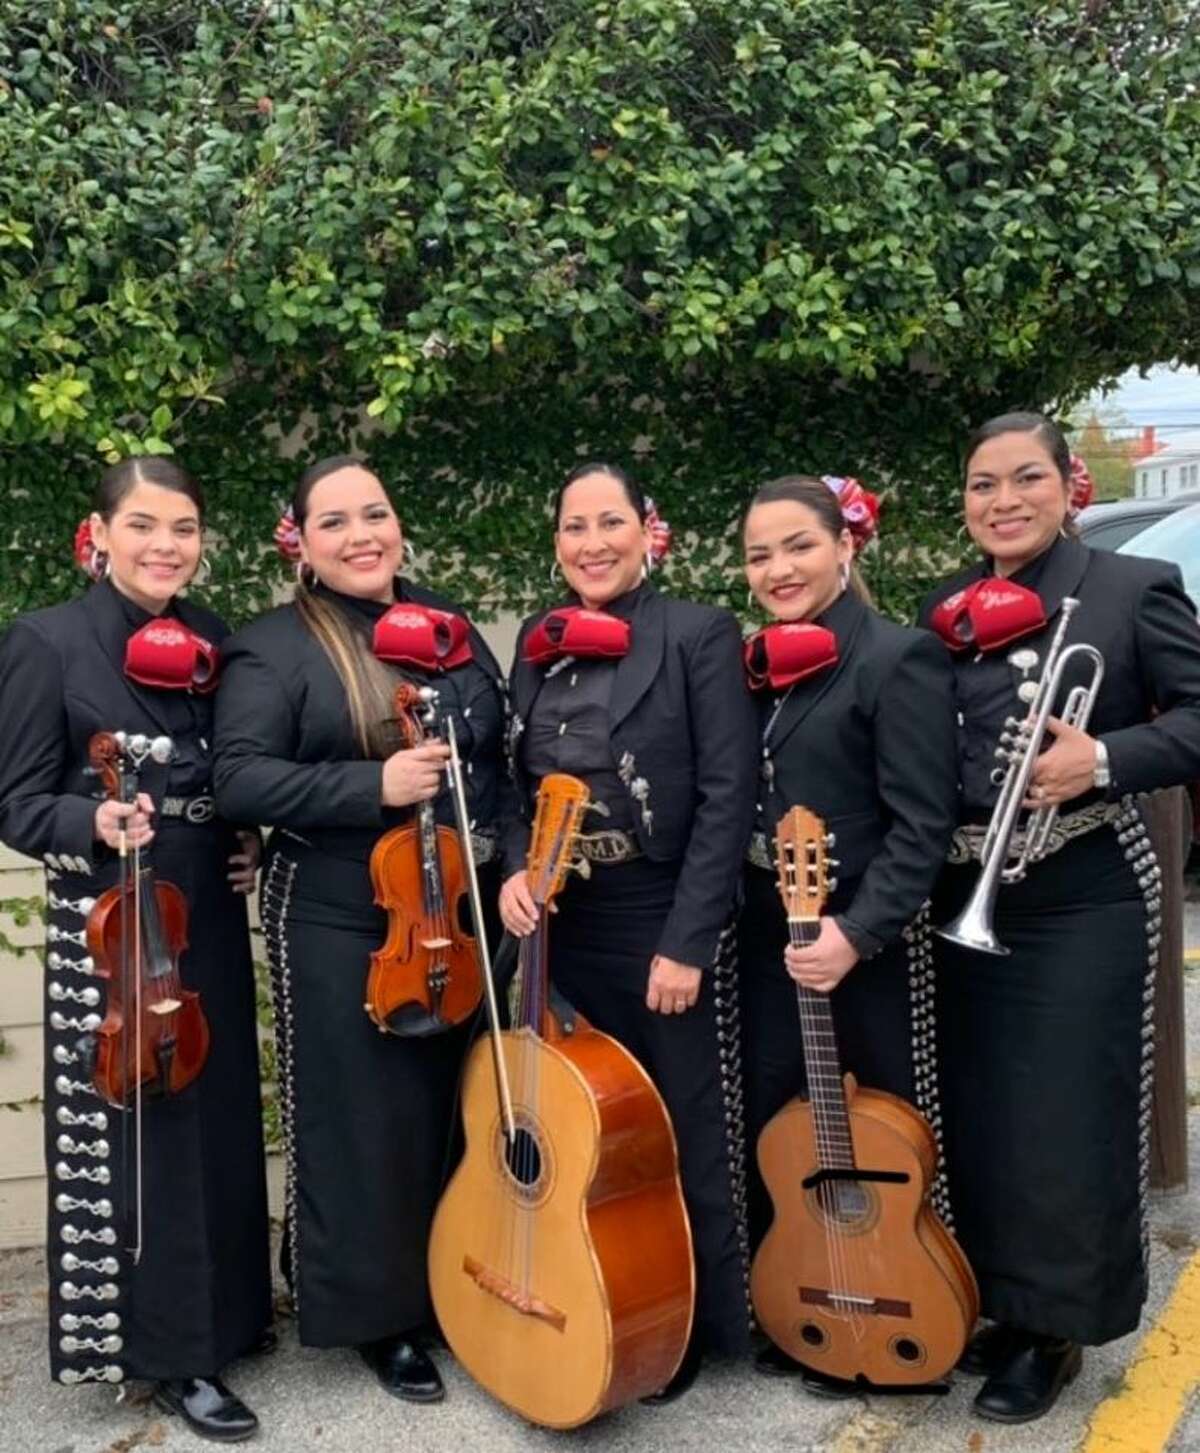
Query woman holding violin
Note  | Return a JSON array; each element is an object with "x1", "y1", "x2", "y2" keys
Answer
[
  {"x1": 0, "y1": 458, "x2": 272, "y2": 1441},
  {"x1": 211, "y1": 456, "x2": 506, "y2": 1403},
  {"x1": 737, "y1": 475, "x2": 959, "y2": 1392},
  {"x1": 499, "y1": 462, "x2": 758, "y2": 1399},
  {"x1": 921, "y1": 413, "x2": 1200, "y2": 1423}
]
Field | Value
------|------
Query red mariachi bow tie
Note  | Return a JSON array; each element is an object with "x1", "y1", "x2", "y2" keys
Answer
[
  {"x1": 373, "y1": 604, "x2": 473, "y2": 671},
  {"x1": 928, "y1": 579, "x2": 1047, "y2": 653},
  {"x1": 523, "y1": 607, "x2": 631, "y2": 665},
  {"x1": 125, "y1": 620, "x2": 219, "y2": 693},
  {"x1": 744, "y1": 623, "x2": 839, "y2": 691}
]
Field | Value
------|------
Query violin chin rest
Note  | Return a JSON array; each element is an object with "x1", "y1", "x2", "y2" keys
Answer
[{"x1": 382, "y1": 1003, "x2": 452, "y2": 1039}]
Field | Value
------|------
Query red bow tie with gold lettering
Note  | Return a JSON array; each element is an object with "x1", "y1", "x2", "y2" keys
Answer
[
  {"x1": 928, "y1": 579, "x2": 1046, "y2": 653},
  {"x1": 125, "y1": 620, "x2": 219, "y2": 693},
  {"x1": 744, "y1": 623, "x2": 839, "y2": 691},
  {"x1": 373, "y1": 604, "x2": 473, "y2": 671},
  {"x1": 523, "y1": 607, "x2": 631, "y2": 665}
]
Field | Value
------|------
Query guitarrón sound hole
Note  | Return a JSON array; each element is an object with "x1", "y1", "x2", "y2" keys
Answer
[
  {"x1": 800, "y1": 1323, "x2": 826, "y2": 1348},
  {"x1": 893, "y1": 1338, "x2": 922, "y2": 1363},
  {"x1": 504, "y1": 1127, "x2": 543, "y2": 1188}
]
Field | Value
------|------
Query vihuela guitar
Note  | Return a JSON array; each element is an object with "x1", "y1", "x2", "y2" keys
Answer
[
  {"x1": 750, "y1": 804, "x2": 979, "y2": 1386},
  {"x1": 428, "y1": 772, "x2": 694, "y2": 1427}
]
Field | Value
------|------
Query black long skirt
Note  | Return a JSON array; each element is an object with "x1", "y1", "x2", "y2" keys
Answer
[
  {"x1": 259, "y1": 832, "x2": 489, "y2": 1349},
  {"x1": 42, "y1": 819, "x2": 272, "y2": 1384},
  {"x1": 737, "y1": 864, "x2": 942, "y2": 1249},
  {"x1": 932, "y1": 813, "x2": 1157, "y2": 1346},
  {"x1": 545, "y1": 857, "x2": 751, "y2": 1356}
]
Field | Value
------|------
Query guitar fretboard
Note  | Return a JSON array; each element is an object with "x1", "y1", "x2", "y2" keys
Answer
[{"x1": 790, "y1": 917, "x2": 855, "y2": 1171}]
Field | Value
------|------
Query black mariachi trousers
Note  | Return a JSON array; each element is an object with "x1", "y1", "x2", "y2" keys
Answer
[{"x1": 544, "y1": 857, "x2": 751, "y2": 1357}]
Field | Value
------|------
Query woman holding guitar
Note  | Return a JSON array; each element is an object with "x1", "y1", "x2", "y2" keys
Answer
[
  {"x1": 212, "y1": 457, "x2": 507, "y2": 1403},
  {"x1": 921, "y1": 414, "x2": 1200, "y2": 1423},
  {"x1": 499, "y1": 462, "x2": 758, "y2": 1399},
  {"x1": 738, "y1": 475, "x2": 961, "y2": 1394},
  {"x1": 0, "y1": 458, "x2": 271, "y2": 1441}
]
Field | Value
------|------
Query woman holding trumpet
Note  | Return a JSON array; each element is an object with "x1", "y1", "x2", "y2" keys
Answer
[{"x1": 921, "y1": 412, "x2": 1200, "y2": 1424}]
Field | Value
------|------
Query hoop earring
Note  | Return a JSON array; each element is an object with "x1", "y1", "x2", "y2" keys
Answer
[
  {"x1": 193, "y1": 554, "x2": 212, "y2": 587},
  {"x1": 549, "y1": 560, "x2": 564, "y2": 586},
  {"x1": 294, "y1": 560, "x2": 317, "y2": 589},
  {"x1": 402, "y1": 539, "x2": 416, "y2": 569},
  {"x1": 102, "y1": 554, "x2": 112, "y2": 580},
  {"x1": 839, "y1": 562, "x2": 851, "y2": 590}
]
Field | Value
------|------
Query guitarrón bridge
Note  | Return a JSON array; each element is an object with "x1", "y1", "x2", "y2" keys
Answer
[
  {"x1": 462, "y1": 1256, "x2": 567, "y2": 1331},
  {"x1": 800, "y1": 1287, "x2": 912, "y2": 1318}
]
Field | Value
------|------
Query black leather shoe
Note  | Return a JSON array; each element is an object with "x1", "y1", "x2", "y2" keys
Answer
[
  {"x1": 798, "y1": 1365, "x2": 859, "y2": 1400},
  {"x1": 957, "y1": 1322, "x2": 1019, "y2": 1377},
  {"x1": 974, "y1": 1335, "x2": 1082, "y2": 1423},
  {"x1": 358, "y1": 1335, "x2": 445, "y2": 1404},
  {"x1": 640, "y1": 1336, "x2": 703, "y2": 1404},
  {"x1": 755, "y1": 1342, "x2": 805, "y2": 1377},
  {"x1": 154, "y1": 1376, "x2": 259, "y2": 1443}
]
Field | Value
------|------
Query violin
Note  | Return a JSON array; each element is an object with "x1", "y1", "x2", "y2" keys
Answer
[
  {"x1": 750, "y1": 805, "x2": 978, "y2": 1386},
  {"x1": 365, "y1": 683, "x2": 482, "y2": 1036},
  {"x1": 429, "y1": 773, "x2": 694, "y2": 1428},
  {"x1": 82, "y1": 732, "x2": 210, "y2": 1110}
]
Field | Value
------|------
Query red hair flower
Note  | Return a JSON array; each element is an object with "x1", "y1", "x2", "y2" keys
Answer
[
  {"x1": 821, "y1": 475, "x2": 881, "y2": 553},
  {"x1": 645, "y1": 497, "x2": 672, "y2": 568},
  {"x1": 273, "y1": 505, "x2": 302, "y2": 562},
  {"x1": 74, "y1": 518, "x2": 106, "y2": 580},
  {"x1": 1068, "y1": 454, "x2": 1095, "y2": 516}
]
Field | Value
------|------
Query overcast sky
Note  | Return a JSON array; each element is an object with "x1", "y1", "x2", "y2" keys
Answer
[{"x1": 1087, "y1": 364, "x2": 1200, "y2": 434}]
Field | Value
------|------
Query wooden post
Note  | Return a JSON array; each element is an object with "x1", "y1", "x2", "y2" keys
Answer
[{"x1": 1144, "y1": 787, "x2": 1190, "y2": 1195}]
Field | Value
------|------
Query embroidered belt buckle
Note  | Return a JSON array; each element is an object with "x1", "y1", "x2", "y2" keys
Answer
[
  {"x1": 947, "y1": 799, "x2": 1124, "y2": 866},
  {"x1": 577, "y1": 829, "x2": 641, "y2": 865},
  {"x1": 160, "y1": 793, "x2": 216, "y2": 825},
  {"x1": 745, "y1": 830, "x2": 774, "y2": 873},
  {"x1": 470, "y1": 831, "x2": 497, "y2": 866}
]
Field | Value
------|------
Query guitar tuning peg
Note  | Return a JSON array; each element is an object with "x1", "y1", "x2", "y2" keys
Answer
[
  {"x1": 824, "y1": 832, "x2": 837, "y2": 848},
  {"x1": 827, "y1": 876, "x2": 839, "y2": 893},
  {"x1": 572, "y1": 856, "x2": 592, "y2": 880},
  {"x1": 828, "y1": 857, "x2": 841, "y2": 870}
]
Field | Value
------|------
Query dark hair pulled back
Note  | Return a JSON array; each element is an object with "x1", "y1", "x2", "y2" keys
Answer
[
  {"x1": 554, "y1": 461, "x2": 647, "y2": 524},
  {"x1": 95, "y1": 456, "x2": 205, "y2": 522},
  {"x1": 744, "y1": 475, "x2": 872, "y2": 604},
  {"x1": 963, "y1": 411, "x2": 1077, "y2": 538}
]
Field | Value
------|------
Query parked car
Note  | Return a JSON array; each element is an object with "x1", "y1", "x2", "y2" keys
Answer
[
  {"x1": 1118, "y1": 501, "x2": 1200, "y2": 604},
  {"x1": 1075, "y1": 493, "x2": 1200, "y2": 551}
]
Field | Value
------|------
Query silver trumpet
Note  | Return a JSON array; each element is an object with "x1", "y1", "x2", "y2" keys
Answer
[{"x1": 936, "y1": 596, "x2": 1104, "y2": 956}]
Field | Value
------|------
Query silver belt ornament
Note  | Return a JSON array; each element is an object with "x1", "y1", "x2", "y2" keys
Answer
[
  {"x1": 577, "y1": 828, "x2": 642, "y2": 865},
  {"x1": 159, "y1": 793, "x2": 216, "y2": 824},
  {"x1": 947, "y1": 799, "x2": 1124, "y2": 866},
  {"x1": 745, "y1": 830, "x2": 774, "y2": 873}
]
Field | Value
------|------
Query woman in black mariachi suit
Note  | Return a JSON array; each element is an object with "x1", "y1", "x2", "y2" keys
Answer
[
  {"x1": 499, "y1": 462, "x2": 758, "y2": 1399},
  {"x1": 211, "y1": 456, "x2": 507, "y2": 1404},
  {"x1": 737, "y1": 475, "x2": 959, "y2": 1391},
  {"x1": 0, "y1": 458, "x2": 272, "y2": 1442},
  {"x1": 921, "y1": 412, "x2": 1200, "y2": 1424}
]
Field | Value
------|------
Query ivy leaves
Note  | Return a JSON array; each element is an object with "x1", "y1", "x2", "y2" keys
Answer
[{"x1": 0, "y1": 0, "x2": 1197, "y2": 626}]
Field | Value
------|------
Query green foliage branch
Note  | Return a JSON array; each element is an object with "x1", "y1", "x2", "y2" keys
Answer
[{"x1": 2, "y1": 0, "x2": 1199, "y2": 626}]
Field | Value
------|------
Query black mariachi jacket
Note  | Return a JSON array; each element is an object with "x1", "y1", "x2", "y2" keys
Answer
[
  {"x1": 754, "y1": 590, "x2": 959, "y2": 956},
  {"x1": 504, "y1": 583, "x2": 758, "y2": 970},
  {"x1": 211, "y1": 578, "x2": 507, "y2": 856},
  {"x1": 0, "y1": 578, "x2": 229, "y2": 871},
  {"x1": 919, "y1": 534, "x2": 1200, "y2": 816}
]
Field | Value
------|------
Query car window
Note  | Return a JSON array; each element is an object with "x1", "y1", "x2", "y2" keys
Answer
[
  {"x1": 1080, "y1": 517, "x2": 1156, "y2": 552},
  {"x1": 1119, "y1": 504, "x2": 1200, "y2": 604}
]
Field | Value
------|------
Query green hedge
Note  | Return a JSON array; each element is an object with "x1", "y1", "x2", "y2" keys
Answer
[{"x1": 2, "y1": 0, "x2": 1198, "y2": 627}]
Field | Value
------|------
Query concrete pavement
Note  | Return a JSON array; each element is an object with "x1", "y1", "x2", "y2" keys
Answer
[{"x1": 2, "y1": 979, "x2": 1197, "y2": 1453}]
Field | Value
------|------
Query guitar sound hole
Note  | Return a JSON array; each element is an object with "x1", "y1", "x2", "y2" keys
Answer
[
  {"x1": 894, "y1": 1339, "x2": 921, "y2": 1362},
  {"x1": 821, "y1": 1182, "x2": 871, "y2": 1227},
  {"x1": 800, "y1": 1323, "x2": 827, "y2": 1349},
  {"x1": 504, "y1": 1127, "x2": 543, "y2": 1188}
]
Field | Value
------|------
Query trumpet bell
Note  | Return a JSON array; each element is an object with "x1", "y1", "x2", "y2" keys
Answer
[{"x1": 934, "y1": 907, "x2": 1010, "y2": 958}]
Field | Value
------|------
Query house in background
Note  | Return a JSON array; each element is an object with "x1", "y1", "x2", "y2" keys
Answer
[{"x1": 1131, "y1": 425, "x2": 1200, "y2": 498}]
